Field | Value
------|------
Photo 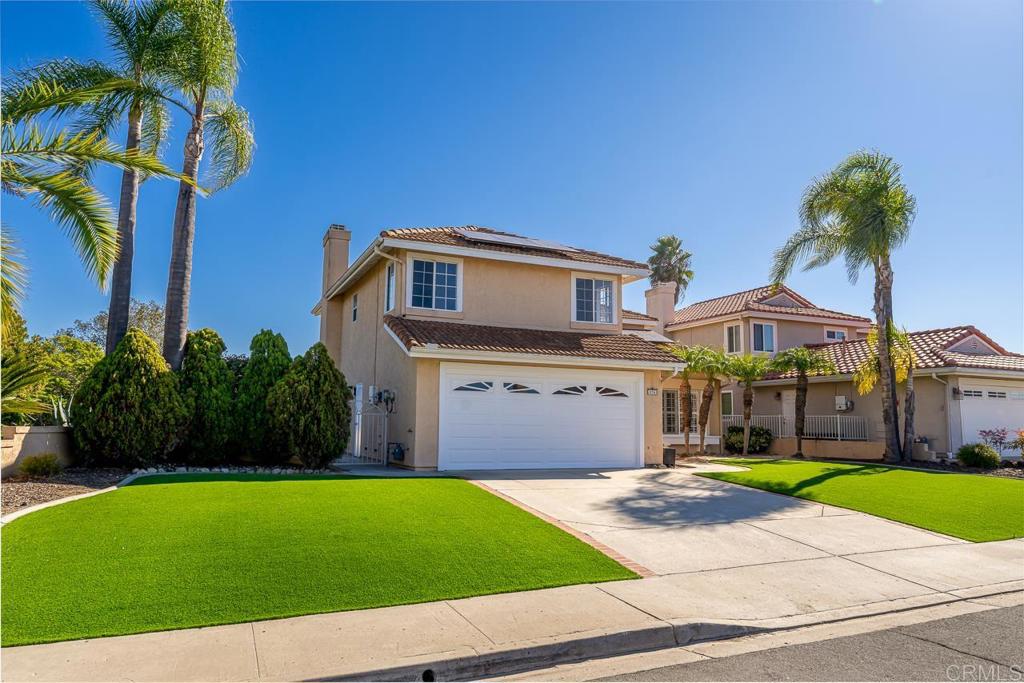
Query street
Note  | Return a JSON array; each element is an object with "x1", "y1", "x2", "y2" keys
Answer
[{"x1": 595, "y1": 605, "x2": 1023, "y2": 682}]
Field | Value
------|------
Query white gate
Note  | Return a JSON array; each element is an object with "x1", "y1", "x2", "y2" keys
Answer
[{"x1": 335, "y1": 399, "x2": 389, "y2": 466}]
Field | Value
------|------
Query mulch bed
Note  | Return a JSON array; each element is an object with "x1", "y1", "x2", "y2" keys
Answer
[
  {"x1": 1, "y1": 469, "x2": 129, "y2": 516},
  {"x1": 899, "y1": 459, "x2": 1024, "y2": 479}
]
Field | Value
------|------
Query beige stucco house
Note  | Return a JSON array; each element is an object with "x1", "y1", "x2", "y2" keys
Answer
[{"x1": 314, "y1": 224, "x2": 710, "y2": 470}]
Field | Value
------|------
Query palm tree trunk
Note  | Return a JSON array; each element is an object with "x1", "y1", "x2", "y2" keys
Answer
[
  {"x1": 873, "y1": 256, "x2": 902, "y2": 461},
  {"x1": 742, "y1": 383, "x2": 753, "y2": 456},
  {"x1": 162, "y1": 110, "x2": 204, "y2": 370},
  {"x1": 902, "y1": 373, "x2": 916, "y2": 462},
  {"x1": 681, "y1": 375, "x2": 692, "y2": 456},
  {"x1": 795, "y1": 372, "x2": 808, "y2": 455},
  {"x1": 104, "y1": 102, "x2": 143, "y2": 355},
  {"x1": 698, "y1": 382, "x2": 713, "y2": 454}
]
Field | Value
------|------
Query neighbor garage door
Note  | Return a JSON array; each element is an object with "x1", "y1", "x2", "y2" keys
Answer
[
  {"x1": 959, "y1": 383, "x2": 1024, "y2": 457},
  {"x1": 437, "y1": 362, "x2": 644, "y2": 470}
]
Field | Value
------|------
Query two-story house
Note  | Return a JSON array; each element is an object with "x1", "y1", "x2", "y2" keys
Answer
[{"x1": 314, "y1": 225, "x2": 685, "y2": 470}]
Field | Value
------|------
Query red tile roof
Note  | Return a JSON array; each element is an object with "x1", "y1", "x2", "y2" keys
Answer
[
  {"x1": 669, "y1": 285, "x2": 870, "y2": 327},
  {"x1": 622, "y1": 309, "x2": 658, "y2": 322},
  {"x1": 384, "y1": 315, "x2": 680, "y2": 364},
  {"x1": 380, "y1": 226, "x2": 648, "y2": 270},
  {"x1": 768, "y1": 326, "x2": 1024, "y2": 378}
]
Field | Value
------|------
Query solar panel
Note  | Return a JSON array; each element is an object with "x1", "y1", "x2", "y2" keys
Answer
[{"x1": 454, "y1": 228, "x2": 579, "y2": 253}]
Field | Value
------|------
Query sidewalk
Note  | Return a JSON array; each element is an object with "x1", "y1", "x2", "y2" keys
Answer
[{"x1": 4, "y1": 539, "x2": 1022, "y2": 682}]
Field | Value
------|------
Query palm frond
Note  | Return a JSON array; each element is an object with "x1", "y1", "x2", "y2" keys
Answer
[
  {"x1": 1, "y1": 76, "x2": 137, "y2": 126},
  {"x1": 203, "y1": 98, "x2": 254, "y2": 191},
  {"x1": 140, "y1": 94, "x2": 172, "y2": 160},
  {"x1": 1, "y1": 230, "x2": 28, "y2": 328},
  {"x1": 1, "y1": 353, "x2": 50, "y2": 418}
]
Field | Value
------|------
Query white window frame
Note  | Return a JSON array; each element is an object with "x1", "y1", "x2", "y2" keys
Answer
[
  {"x1": 750, "y1": 320, "x2": 777, "y2": 354},
  {"x1": 724, "y1": 322, "x2": 743, "y2": 355},
  {"x1": 824, "y1": 328, "x2": 847, "y2": 343},
  {"x1": 384, "y1": 262, "x2": 396, "y2": 312},
  {"x1": 406, "y1": 252, "x2": 463, "y2": 312},
  {"x1": 571, "y1": 273, "x2": 617, "y2": 324},
  {"x1": 721, "y1": 390, "x2": 734, "y2": 417},
  {"x1": 351, "y1": 293, "x2": 358, "y2": 322}
]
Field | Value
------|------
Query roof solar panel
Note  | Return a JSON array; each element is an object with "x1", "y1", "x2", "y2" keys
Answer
[{"x1": 454, "y1": 228, "x2": 579, "y2": 253}]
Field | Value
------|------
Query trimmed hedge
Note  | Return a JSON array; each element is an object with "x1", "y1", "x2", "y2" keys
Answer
[
  {"x1": 178, "y1": 329, "x2": 234, "y2": 464},
  {"x1": 71, "y1": 328, "x2": 186, "y2": 467},
  {"x1": 233, "y1": 330, "x2": 291, "y2": 462},
  {"x1": 267, "y1": 343, "x2": 351, "y2": 468},
  {"x1": 957, "y1": 443, "x2": 1001, "y2": 470},
  {"x1": 723, "y1": 425, "x2": 773, "y2": 455}
]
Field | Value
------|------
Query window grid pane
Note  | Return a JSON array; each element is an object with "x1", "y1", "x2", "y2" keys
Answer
[
  {"x1": 764, "y1": 325, "x2": 775, "y2": 352},
  {"x1": 663, "y1": 390, "x2": 679, "y2": 434},
  {"x1": 595, "y1": 279, "x2": 613, "y2": 323},
  {"x1": 576, "y1": 279, "x2": 595, "y2": 322},
  {"x1": 412, "y1": 260, "x2": 434, "y2": 308}
]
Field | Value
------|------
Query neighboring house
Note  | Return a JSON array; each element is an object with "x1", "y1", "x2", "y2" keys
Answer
[
  {"x1": 755, "y1": 326, "x2": 1024, "y2": 459},
  {"x1": 642, "y1": 284, "x2": 873, "y2": 451},
  {"x1": 314, "y1": 224, "x2": 691, "y2": 470}
]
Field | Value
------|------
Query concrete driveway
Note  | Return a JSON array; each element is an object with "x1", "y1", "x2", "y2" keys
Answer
[{"x1": 468, "y1": 463, "x2": 969, "y2": 577}]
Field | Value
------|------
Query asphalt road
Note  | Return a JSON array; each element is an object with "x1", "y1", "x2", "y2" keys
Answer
[{"x1": 596, "y1": 605, "x2": 1024, "y2": 682}]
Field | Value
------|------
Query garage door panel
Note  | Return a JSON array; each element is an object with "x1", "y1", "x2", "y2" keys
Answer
[
  {"x1": 960, "y1": 383, "x2": 1024, "y2": 457},
  {"x1": 438, "y1": 362, "x2": 643, "y2": 470}
]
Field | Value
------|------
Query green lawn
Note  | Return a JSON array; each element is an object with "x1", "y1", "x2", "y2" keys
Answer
[
  {"x1": 1, "y1": 474, "x2": 635, "y2": 646},
  {"x1": 700, "y1": 459, "x2": 1024, "y2": 543}
]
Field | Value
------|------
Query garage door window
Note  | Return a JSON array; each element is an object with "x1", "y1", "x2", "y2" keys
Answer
[
  {"x1": 553, "y1": 385, "x2": 587, "y2": 396},
  {"x1": 962, "y1": 390, "x2": 983, "y2": 398},
  {"x1": 597, "y1": 386, "x2": 628, "y2": 398},
  {"x1": 503, "y1": 382, "x2": 540, "y2": 394},
  {"x1": 988, "y1": 391, "x2": 1007, "y2": 399},
  {"x1": 455, "y1": 381, "x2": 492, "y2": 392}
]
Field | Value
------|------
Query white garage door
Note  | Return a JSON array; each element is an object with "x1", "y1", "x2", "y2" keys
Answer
[
  {"x1": 959, "y1": 384, "x2": 1024, "y2": 457},
  {"x1": 438, "y1": 362, "x2": 644, "y2": 470}
]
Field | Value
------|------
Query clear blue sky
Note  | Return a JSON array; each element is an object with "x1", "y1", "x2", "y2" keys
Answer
[{"x1": 3, "y1": 0, "x2": 1021, "y2": 354}]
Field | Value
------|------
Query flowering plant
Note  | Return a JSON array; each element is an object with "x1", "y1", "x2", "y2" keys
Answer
[{"x1": 978, "y1": 428, "x2": 1009, "y2": 450}]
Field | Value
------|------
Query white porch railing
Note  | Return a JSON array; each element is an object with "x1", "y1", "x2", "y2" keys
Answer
[{"x1": 721, "y1": 415, "x2": 870, "y2": 441}]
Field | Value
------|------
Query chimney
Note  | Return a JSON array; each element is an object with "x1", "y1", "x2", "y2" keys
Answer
[
  {"x1": 319, "y1": 224, "x2": 352, "y2": 365},
  {"x1": 645, "y1": 281, "x2": 677, "y2": 334}
]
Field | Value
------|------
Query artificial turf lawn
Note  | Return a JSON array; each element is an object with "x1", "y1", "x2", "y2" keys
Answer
[
  {"x1": 700, "y1": 459, "x2": 1024, "y2": 543},
  {"x1": 1, "y1": 474, "x2": 635, "y2": 646}
]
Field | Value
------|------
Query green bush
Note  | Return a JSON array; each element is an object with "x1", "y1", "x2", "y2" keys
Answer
[
  {"x1": 20, "y1": 453, "x2": 63, "y2": 477},
  {"x1": 266, "y1": 342, "x2": 351, "y2": 468},
  {"x1": 71, "y1": 328, "x2": 186, "y2": 467},
  {"x1": 178, "y1": 329, "x2": 234, "y2": 465},
  {"x1": 233, "y1": 330, "x2": 290, "y2": 462},
  {"x1": 723, "y1": 425, "x2": 773, "y2": 454},
  {"x1": 957, "y1": 443, "x2": 1001, "y2": 470}
]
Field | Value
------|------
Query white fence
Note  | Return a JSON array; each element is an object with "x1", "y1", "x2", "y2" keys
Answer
[
  {"x1": 721, "y1": 414, "x2": 870, "y2": 441},
  {"x1": 334, "y1": 399, "x2": 389, "y2": 465}
]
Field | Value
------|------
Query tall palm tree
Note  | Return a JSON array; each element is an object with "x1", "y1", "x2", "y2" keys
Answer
[
  {"x1": 728, "y1": 354, "x2": 772, "y2": 456},
  {"x1": 689, "y1": 348, "x2": 729, "y2": 454},
  {"x1": 25, "y1": 1, "x2": 185, "y2": 353},
  {"x1": 771, "y1": 347, "x2": 836, "y2": 456},
  {"x1": 668, "y1": 345, "x2": 715, "y2": 456},
  {"x1": 853, "y1": 326, "x2": 917, "y2": 461},
  {"x1": 1, "y1": 76, "x2": 180, "y2": 317},
  {"x1": 161, "y1": 0, "x2": 254, "y2": 369},
  {"x1": 771, "y1": 150, "x2": 916, "y2": 462},
  {"x1": 647, "y1": 235, "x2": 694, "y2": 304}
]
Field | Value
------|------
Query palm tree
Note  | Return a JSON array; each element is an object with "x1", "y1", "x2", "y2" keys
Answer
[
  {"x1": 24, "y1": 1, "x2": 185, "y2": 354},
  {"x1": 727, "y1": 355, "x2": 772, "y2": 455},
  {"x1": 1, "y1": 76, "x2": 181, "y2": 318},
  {"x1": 689, "y1": 348, "x2": 729, "y2": 453},
  {"x1": 771, "y1": 150, "x2": 916, "y2": 462},
  {"x1": 647, "y1": 235, "x2": 694, "y2": 304},
  {"x1": 770, "y1": 347, "x2": 836, "y2": 456},
  {"x1": 160, "y1": 0, "x2": 254, "y2": 369},
  {"x1": 668, "y1": 345, "x2": 715, "y2": 456},
  {"x1": 853, "y1": 326, "x2": 917, "y2": 461},
  {"x1": 0, "y1": 353, "x2": 50, "y2": 421}
]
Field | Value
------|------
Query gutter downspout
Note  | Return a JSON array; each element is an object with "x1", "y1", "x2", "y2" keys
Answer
[{"x1": 931, "y1": 373, "x2": 952, "y2": 457}]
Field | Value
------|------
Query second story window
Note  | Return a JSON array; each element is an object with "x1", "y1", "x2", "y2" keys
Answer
[
  {"x1": 574, "y1": 277, "x2": 614, "y2": 323},
  {"x1": 410, "y1": 258, "x2": 459, "y2": 311},
  {"x1": 384, "y1": 263, "x2": 396, "y2": 312},
  {"x1": 752, "y1": 322, "x2": 776, "y2": 353},
  {"x1": 725, "y1": 323, "x2": 742, "y2": 354},
  {"x1": 352, "y1": 293, "x2": 358, "y2": 322},
  {"x1": 825, "y1": 328, "x2": 846, "y2": 342}
]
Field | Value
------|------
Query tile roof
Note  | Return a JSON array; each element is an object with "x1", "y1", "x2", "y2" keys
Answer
[
  {"x1": 380, "y1": 226, "x2": 648, "y2": 270},
  {"x1": 669, "y1": 285, "x2": 871, "y2": 327},
  {"x1": 384, "y1": 315, "x2": 680, "y2": 365},
  {"x1": 622, "y1": 309, "x2": 658, "y2": 322},
  {"x1": 767, "y1": 326, "x2": 1024, "y2": 379}
]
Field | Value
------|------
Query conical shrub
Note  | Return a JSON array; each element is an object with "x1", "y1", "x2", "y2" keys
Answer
[
  {"x1": 233, "y1": 329, "x2": 290, "y2": 462},
  {"x1": 178, "y1": 328, "x2": 234, "y2": 464}
]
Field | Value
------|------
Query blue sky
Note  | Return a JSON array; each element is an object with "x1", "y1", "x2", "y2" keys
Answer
[{"x1": 3, "y1": 0, "x2": 1021, "y2": 354}]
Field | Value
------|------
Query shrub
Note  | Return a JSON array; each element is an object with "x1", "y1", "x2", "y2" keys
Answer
[
  {"x1": 71, "y1": 328, "x2": 186, "y2": 467},
  {"x1": 178, "y1": 329, "x2": 234, "y2": 465},
  {"x1": 723, "y1": 425, "x2": 773, "y2": 454},
  {"x1": 20, "y1": 453, "x2": 62, "y2": 477},
  {"x1": 266, "y1": 342, "x2": 351, "y2": 468},
  {"x1": 957, "y1": 443, "x2": 1001, "y2": 470},
  {"x1": 234, "y1": 330, "x2": 290, "y2": 462}
]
